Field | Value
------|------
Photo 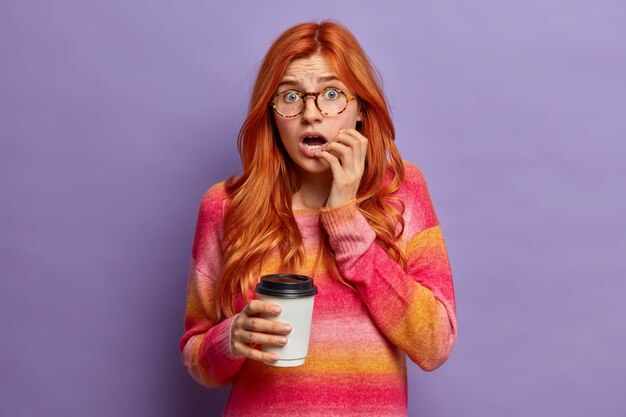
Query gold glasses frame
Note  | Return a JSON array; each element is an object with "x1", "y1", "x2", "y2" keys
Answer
[{"x1": 271, "y1": 87, "x2": 358, "y2": 118}]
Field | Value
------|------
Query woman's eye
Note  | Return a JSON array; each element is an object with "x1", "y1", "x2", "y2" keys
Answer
[
  {"x1": 324, "y1": 89, "x2": 340, "y2": 100},
  {"x1": 283, "y1": 92, "x2": 300, "y2": 102}
]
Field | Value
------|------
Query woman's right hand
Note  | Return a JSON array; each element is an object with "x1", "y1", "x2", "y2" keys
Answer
[{"x1": 231, "y1": 300, "x2": 292, "y2": 362}]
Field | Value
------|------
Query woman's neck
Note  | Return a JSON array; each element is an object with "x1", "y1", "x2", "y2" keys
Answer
[{"x1": 292, "y1": 171, "x2": 333, "y2": 211}]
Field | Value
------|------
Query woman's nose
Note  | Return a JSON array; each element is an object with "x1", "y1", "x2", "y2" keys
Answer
[{"x1": 301, "y1": 96, "x2": 323, "y2": 123}]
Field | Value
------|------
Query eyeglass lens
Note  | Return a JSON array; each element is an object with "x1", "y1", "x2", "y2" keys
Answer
[{"x1": 275, "y1": 89, "x2": 348, "y2": 116}]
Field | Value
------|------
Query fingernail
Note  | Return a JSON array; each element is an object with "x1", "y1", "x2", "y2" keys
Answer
[
  {"x1": 272, "y1": 306, "x2": 281, "y2": 314},
  {"x1": 282, "y1": 325, "x2": 292, "y2": 332},
  {"x1": 277, "y1": 337, "x2": 287, "y2": 344},
  {"x1": 271, "y1": 354, "x2": 279, "y2": 361}
]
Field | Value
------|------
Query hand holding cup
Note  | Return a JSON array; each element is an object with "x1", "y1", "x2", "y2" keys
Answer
[{"x1": 231, "y1": 300, "x2": 293, "y2": 363}]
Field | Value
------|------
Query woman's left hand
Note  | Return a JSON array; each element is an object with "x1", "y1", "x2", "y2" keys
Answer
[{"x1": 315, "y1": 128, "x2": 368, "y2": 208}]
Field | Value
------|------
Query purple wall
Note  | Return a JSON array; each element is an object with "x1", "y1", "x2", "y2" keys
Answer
[{"x1": 2, "y1": 1, "x2": 625, "y2": 416}]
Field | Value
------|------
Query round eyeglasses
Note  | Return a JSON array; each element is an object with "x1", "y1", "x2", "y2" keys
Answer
[{"x1": 271, "y1": 87, "x2": 357, "y2": 118}]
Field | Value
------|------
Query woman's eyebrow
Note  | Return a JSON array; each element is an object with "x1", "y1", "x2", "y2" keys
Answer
[
  {"x1": 277, "y1": 75, "x2": 341, "y2": 90},
  {"x1": 317, "y1": 75, "x2": 340, "y2": 83}
]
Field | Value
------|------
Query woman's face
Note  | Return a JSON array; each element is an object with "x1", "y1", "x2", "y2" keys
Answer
[{"x1": 273, "y1": 52, "x2": 362, "y2": 177}]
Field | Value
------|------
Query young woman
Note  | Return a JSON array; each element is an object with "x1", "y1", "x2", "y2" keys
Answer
[{"x1": 181, "y1": 20, "x2": 458, "y2": 416}]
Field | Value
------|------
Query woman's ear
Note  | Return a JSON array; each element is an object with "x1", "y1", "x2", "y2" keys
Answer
[{"x1": 355, "y1": 104, "x2": 363, "y2": 130}]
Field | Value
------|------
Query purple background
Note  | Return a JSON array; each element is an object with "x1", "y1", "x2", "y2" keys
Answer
[{"x1": 1, "y1": 1, "x2": 625, "y2": 416}]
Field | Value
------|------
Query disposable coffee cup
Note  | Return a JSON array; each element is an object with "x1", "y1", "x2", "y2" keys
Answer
[{"x1": 255, "y1": 274, "x2": 318, "y2": 367}]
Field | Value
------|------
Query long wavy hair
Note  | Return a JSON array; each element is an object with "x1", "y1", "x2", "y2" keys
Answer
[{"x1": 210, "y1": 20, "x2": 406, "y2": 323}]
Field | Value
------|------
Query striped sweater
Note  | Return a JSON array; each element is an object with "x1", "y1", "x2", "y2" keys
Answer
[{"x1": 180, "y1": 161, "x2": 457, "y2": 416}]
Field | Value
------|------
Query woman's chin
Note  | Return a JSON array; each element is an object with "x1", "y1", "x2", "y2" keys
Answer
[{"x1": 295, "y1": 158, "x2": 332, "y2": 176}]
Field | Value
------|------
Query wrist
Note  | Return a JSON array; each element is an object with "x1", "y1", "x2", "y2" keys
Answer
[
  {"x1": 324, "y1": 187, "x2": 358, "y2": 208},
  {"x1": 323, "y1": 197, "x2": 357, "y2": 211}
]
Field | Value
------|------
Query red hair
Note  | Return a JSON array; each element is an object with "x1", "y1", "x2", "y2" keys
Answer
[{"x1": 210, "y1": 20, "x2": 406, "y2": 323}]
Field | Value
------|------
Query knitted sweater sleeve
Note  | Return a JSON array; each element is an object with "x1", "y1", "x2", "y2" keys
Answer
[
  {"x1": 320, "y1": 163, "x2": 458, "y2": 371},
  {"x1": 179, "y1": 183, "x2": 246, "y2": 387}
]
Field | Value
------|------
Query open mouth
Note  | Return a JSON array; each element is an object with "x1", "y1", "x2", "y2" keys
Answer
[{"x1": 302, "y1": 135, "x2": 327, "y2": 151}]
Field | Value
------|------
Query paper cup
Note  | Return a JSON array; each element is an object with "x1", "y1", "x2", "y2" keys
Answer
[{"x1": 255, "y1": 274, "x2": 318, "y2": 367}]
